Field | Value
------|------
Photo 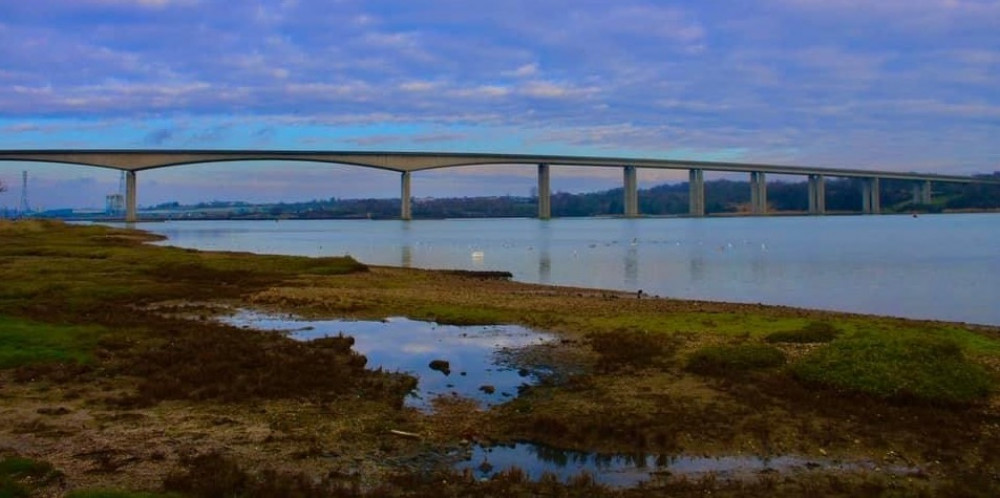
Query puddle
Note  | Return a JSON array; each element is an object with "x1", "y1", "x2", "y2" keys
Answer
[
  {"x1": 454, "y1": 443, "x2": 918, "y2": 487},
  {"x1": 222, "y1": 311, "x2": 555, "y2": 410}
]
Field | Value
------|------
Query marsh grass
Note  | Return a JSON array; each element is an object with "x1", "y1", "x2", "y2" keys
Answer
[
  {"x1": 1, "y1": 220, "x2": 410, "y2": 406},
  {"x1": 414, "y1": 304, "x2": 511, "y2": 326},
  {"x1": 587, "y1": 328, "x2": 682, "y2": 372},
  {"x1": 0, "y1": 456, "x2": 62, "y2": 497},
  {"x1": 6, "y1": 220, "x2": 1000, "y2": 496},
  {"x1": 791, "y1": 333, "x2": 993, "y2": 404},
  {"x1": 0, "y1": 316, "x2": 104, "y2": 368},
  {"x1": 685, "y1": 344, "x2": 787, "y2": 376},
  {"x1": 765, "y1": 321, "x2": 840, "y2": 344},
  {"x1": 116, "y1": 321, "x2": 416, "y2": 406}
]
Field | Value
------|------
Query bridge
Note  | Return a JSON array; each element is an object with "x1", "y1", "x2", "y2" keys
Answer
[{"x1": 1, "y1": 149, "x2": 997, "y2": 222}]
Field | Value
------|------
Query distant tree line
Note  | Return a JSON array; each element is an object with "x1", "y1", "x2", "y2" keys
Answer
[{"x1": 135, "y1": 173, "x2": 1000, "y2": 220}]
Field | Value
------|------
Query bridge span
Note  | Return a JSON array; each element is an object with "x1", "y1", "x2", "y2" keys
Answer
[{"x1": 1, "y1": 149, "x2": 997, "y2": 221}]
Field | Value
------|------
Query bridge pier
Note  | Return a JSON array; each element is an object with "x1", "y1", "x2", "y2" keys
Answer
[
  {"x1": 750, "y1": 171, "x2": 767, "y2": 215},
  {"x1": 688, "y1": 168, "x2": 705, "y2": 216},
  {"x1": 912, "y1": 180, "x2": 932, "y2": 205},
  {"x1": 623, "y1": 165, "x2": 638, "y2": 217},
  {"x1": 808, "y1": 174, "x2": 826, "y2": 215},
  {"x1": 862, "y1": 177, "x2": 881, "y2": 214},
  {"x1": 125, "y1": 171, "x2": 137, "y2": 222},
  {"x1": 537, "y1": 163, "x2": 551, "y2": 219},
  {"x1": 400, "y1": 171, "x2": 412, "y2": 220}
]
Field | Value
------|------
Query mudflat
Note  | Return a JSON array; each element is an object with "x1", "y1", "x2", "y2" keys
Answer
[{"x1": 2, "y1": 220, "x2": 999, "y2": 497}]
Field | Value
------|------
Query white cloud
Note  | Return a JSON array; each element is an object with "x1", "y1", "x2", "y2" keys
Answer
[
  {"x1": 399, "y1": 80, "x2": 439, "y2": 92},
  {"x1": 505, "y1": 63, "x2": 539, "y2": 78},
  {"x1": 519, "y1": 81, "x2": 597, "y2": 99},
  {"x1": 82, "y1": 0, "x2": 199, "y2": 7}
]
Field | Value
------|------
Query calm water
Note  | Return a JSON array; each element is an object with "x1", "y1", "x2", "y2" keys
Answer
[
  {"x1": 136, "y1": 213, "x2": 1000, "y2": 325},
  {"x1": 453, "y1": 443, "x2": 916, "y2": 487},
  {"x1": 222, "y1": 311, "x2": 554, "y2": 411}
]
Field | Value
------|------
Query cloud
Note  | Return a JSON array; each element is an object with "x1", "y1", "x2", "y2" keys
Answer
[
  {"x1": 144, "y1": 128, "x2": 175, "y2": 145},
  {"x1": 81, "y1": 0, "x2": 199, "y2": 7},
  {"x1": 504, "y1": 63, "x2": 539, "y2": 78},
  {"x1": 0, "y1": 0, "x2": 995, "y2": 206}
]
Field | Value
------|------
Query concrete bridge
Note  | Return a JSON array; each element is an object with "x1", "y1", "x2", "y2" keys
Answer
[{"x1": 1, "y1": 149, "x2": 997, "y2": 221}]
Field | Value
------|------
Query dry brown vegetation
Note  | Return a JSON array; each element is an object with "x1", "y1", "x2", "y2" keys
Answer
[{"x1": 2, "y1": 220, "x2": 1000, "y2": 496}]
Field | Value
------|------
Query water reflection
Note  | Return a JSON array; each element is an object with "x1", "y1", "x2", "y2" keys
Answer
[
  {"x1": 624, "y1": 244, "x2": 638, "y2": 288},
  {"x1": 401, "y1": 244, "x2": 412, "y2": 268},
  {"x1": 456, "y1": 442, "x2": 918, "y2": 487},
  {"x1": 222, "y1": 312, "x2": 554, "y2": 411}
]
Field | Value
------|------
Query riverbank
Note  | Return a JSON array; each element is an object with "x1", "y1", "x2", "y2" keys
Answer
[{"x1": 2, "y1": 220, "x2": 1000, "y2": 496}]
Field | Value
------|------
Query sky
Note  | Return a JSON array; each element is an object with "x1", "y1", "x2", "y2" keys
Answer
[{"x1": 0, "y1": 0, "x2": 997, "y2": 210}]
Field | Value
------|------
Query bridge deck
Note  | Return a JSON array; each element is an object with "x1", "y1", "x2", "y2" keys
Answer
[{"x1": 1, "y1": 149, "x2": 997, "y2": 184}]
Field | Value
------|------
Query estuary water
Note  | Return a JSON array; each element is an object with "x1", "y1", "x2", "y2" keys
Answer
[{"x1": 136, "y1": 213, "x2": 1000, "y2": 326}]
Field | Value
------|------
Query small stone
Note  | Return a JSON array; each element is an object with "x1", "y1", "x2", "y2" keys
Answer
[
  {"x1": 479, "y1": 385, "x2": 496, "y2": 394},
  {"x1": 429, "y1": 359, "x2": 451, "y2": 375}
]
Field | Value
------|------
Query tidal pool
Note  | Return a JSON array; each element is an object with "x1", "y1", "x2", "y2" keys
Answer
[
  {"x1": 454, "y1": 443, "x2": 917, "y2": 487},
  {"x1": 223, "y1": 311, "x2": 555, "y2": 410}
]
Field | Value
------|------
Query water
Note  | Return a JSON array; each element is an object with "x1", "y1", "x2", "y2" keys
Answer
[
  {"x1": 135, "y1": 213, "x2": 1000, "y2": 325},
  {"x1": 453, "y1": 442, "x2": 916, "y2": 487},
  {"x1": 222, "y1": 311, "x2": 554, "y2": 411}
]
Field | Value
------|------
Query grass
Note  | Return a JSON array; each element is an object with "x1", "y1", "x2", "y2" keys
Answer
[
  {"x1": 0, "y1": 456, "x2": 61, "y2": 498},
  {"x1": 0, "y1": 219, "x2": 366, "y2": 323},
  {"x1": 791, "y1": 332, "x2": 994, "y2": 404},
  {"x1": 765, "y1": 321, "x2": 840, "y2": 343},
  {"x1": 0, "y1": 316, "x2": 104, "y2": 368},
  {"x1": 685, "y1": 344, "x2": 787, "y2": 376},
  {"x1": 587, "y1": 328, "x2": 681, "y2": 372}
]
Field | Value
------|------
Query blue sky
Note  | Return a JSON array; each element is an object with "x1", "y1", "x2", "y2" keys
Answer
[{"x1": 0, "y1": 0, "x2": 997, "y2": 209}]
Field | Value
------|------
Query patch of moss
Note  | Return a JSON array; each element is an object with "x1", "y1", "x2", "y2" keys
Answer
[
  {"x1": 791, "y1": 333, "x2": 993, "y2": 404},
  {"x1": 685, "y1": 344, "x2": 787, "y2": 376}
]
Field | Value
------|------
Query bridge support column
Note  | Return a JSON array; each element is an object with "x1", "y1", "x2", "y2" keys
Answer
[
  {"x1": 537, "y1": 163, "x2": 551, "y2": 219},
  {"x1": 750, "y1": 171, "x2": 767, "y2": 215},
  {"x1": 910, "y1": 180, "x2": 932, "y2": 206},
  {"x1": 808, "y1": 174, "x2": 826, "y2": 215},
  {"x1": 125, "y1": 171, "x2": 137, "y2": 223},
  {"x1": 688, "y1": 168, "x2": 705, "y2": 216},
  {"x1": 862, "y1": 177, "x2": 881, "y2": 214},
  {"x1": 623, "y1": 165, "x2": 638, "y2": 218},
  {"x1": 400, "y1": 171, "x2": 412, "y2": 221}
]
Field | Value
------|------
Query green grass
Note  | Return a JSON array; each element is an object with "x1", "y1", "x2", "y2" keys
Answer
[
  {"x1": 765, "y1": 321, "x2": 840, "y2": 343},
  {"x1": 685, "y1": 344, "x2": 787, "y2": 376},
  {"x1": 414, "y1": 304, "x2": 512, "y2": 326},
  {"x1": 791, "y1": 332, "x2": 994, "y2": 404},
  {"x1": 0, "y1": 457, "x2": 61, "y2": 498},
  {"x1": 0, "y1": 316, "x2": 105, "y2": 368}
]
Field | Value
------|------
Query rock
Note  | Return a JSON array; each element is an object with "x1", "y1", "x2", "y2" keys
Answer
[
  {"x1": 429, "y1": 359, "x2": 451, "y2": 375},
  {"x1": 479, "y1": 385, "x2": 496, "y2": 394}
]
